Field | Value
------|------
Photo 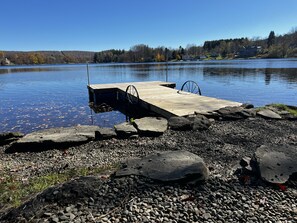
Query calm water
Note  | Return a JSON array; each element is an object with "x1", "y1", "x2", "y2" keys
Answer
[{"x1": 0, "y1": 59, "x2": 297, "y2": 133}]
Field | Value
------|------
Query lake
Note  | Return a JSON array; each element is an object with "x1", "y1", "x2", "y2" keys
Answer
[{"x1": 0, "y1": 59, "x2": 297, "y2": 133}]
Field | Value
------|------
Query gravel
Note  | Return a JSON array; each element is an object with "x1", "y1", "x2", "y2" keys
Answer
[
  {"x1": 1, "y1": 117, "x2": 297, "y2": 222},
  {"x1": 2, "y1": 176, "x2": 296, "y2": 223}
]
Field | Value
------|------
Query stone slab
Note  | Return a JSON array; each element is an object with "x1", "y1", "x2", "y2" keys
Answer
[
  {"x1": 116, "y1": 150, "x2": 209, "y2": 182},
  {"x1": 134, "y1": 117, "x2": 168, "y2": 135},
  {"x1": 114, "y1": 122, "x2": 138, "y2": 138},
  {"x1": 95, "y1": 128, "x2": 117, "y2": 139},
  {"x1": 257, "y1": 109, "x2": 282, "y2": 119},
  {"x1": 252, "y1": 145, "x2": 297, "y2": 184},
  {"x1": 6, "y1": 125, "x2": 100, "y2": 153}
]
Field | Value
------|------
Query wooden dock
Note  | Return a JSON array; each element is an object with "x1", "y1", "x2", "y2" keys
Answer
[{"x1": 88, "y1": 81, "x2": 242, "y2": 118}]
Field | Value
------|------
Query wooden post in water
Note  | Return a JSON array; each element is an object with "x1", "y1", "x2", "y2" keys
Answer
[
  {"x1": 86, "y1": 62, "x2": 90, "y2": 85},
  {"x1": 166, "y1": 63, "x2": 168, "y2": 82},
  {"x1": 165, "y1": 48, "x2": 168, "y2": 82}
]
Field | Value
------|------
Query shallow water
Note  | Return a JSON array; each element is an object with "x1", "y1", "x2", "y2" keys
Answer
[{"x1": 0, "y1": 59, "x2": 296, "y2": 133}]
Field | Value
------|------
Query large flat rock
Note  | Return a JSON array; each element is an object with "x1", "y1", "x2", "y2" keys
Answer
[
  {"x1": 114, "y1": 122, "x2": 138, "y2": 138},
  {"x1": 133, "y1": 117, "x2": 168, "y2": 136},
  {"x1": 116, "y1": 150, "x2": 209, "y2": 182},
  {"x1": 252, "y1": 145, "x2": 297, "y2": 184},
  {"x1": 5, "y1": 125, "x2": 100, "y2": 153},
  {"x1": 257, "y1": 109, "x2": 282, "y2": 119},
  {"x1": 95, "y1": 127, "x2": 117, "y2": 139}
]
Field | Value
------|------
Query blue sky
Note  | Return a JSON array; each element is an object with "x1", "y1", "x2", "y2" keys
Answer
[{"x1": 1, "y1": 0, "x2": 297, "y2": 51}]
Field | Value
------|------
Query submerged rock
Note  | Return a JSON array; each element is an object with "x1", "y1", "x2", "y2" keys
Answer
[
  {"x1": 252, "y1": 145, "x2": 297, "y2": 184},
  {"x1": 5, "y1": 125, "x2": 99, "y2": 153},
  {"x1": 133, "y1": 117, "x2": 168, "y2": 136},
  {"x1": 116, "y1": 150, "x2": 209, "y2": 183}
]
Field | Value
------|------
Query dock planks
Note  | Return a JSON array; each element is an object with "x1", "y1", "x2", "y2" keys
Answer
[{"x1": 88, "y1": 81, "x2": 242, "y2": 118}]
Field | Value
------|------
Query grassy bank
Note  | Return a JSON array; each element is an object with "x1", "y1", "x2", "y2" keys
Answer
[
  {"x1": 0, "y1": 164, "x2": 118, "y2": 210},
  {"x1": 269, "y1": 103, "x2": 297, "y2": 116}
]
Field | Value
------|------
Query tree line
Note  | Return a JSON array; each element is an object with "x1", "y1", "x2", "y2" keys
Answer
[
  {"x1": 93, "y1": 29, "x2": 297, "y2": 62},
  {"x1": 201, "y1": 29, "x2": 297, "y2": 59},
  {"x1": 1, "y1": 28, "x2": 297, "y2": 65},
  {"x1": 0, "y1": 51, "x2": 95, "y2": 65},
  {"x1": 93, "y1": 45, "x2": 190, "y2": 63}
]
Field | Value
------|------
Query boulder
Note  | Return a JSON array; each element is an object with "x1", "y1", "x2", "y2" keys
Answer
[
  {"x1": 168, "y1": 117, "x2": 192, "y2": 131},
  {"x1": 238, "y1": 108, "x2": 257, "y2": 118},
  {"x1": 5, "y1": 125, "x2": 99, "y2": 153},
  {"x1": 0, "y1": 132, "x2": 24, "y2": 146},
  {"x1": 133, "y1": 117, "x2": 168, "y2": 136},
  {"x1": 195, "y1": 111, "x2": 221, "y2": 120},
  {"x1": 251, "y1": 145, "x2": 297, "y2": 184},
  {"x1": 257, "y1": 109, "x2": 282, "y2": 119},
  {"x1": 241, "y1": 103, "x2": 254, "y2": 109},
  {"x1": 116, "y1": 150, "x2": 209, "y2": 183},
  {"x1": 216, "y1": 106, "x2": 244, "y2": 120},
  {"x1": 95, "y1": 128, "x2": 117, "y2": 139},
  {"x1": 114, "y1": 122, "x2": 138, "y2": 138},
  {"x1": 188, "y1": 114, "x2": 211, "y2": 130},
  {"x1": 216, "y1": 106, "x2": 256, "y2": 120}
]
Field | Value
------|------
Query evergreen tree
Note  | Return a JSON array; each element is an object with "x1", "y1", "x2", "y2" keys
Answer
[{"x1": 267, "y1": 31, "x2": 276, "y2": 48}]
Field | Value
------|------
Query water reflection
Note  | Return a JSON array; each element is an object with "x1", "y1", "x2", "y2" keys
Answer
[
  {"x1": 264, "y1": 68, "x2": 271, "y2": 85},
  {"x1": 202, "y1": 67, "x2": 297, "y2": 85}
]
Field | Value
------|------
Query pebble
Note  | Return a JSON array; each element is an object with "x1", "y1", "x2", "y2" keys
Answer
[
  {"x1": 59, "y1": 215, "x2": 68, "y2": 221},
  {"x1": 69, "y1": 213, "x2": 76, "y2": 220},
  {"x1": 203, "y1": 213, "x2": 212, "y2": 220},
  {"x1": 43, "y1": 212, "x2": 52, "y2": 217},
  {"x1": 113, "y1": 188, "x2": 119, "y2": 192},
  {"x1": 52, "y1": 217, "x2": 59, "y2": 223},
  {"x1": 65, "y1": 206, "x2": 72, "y2": 212}
]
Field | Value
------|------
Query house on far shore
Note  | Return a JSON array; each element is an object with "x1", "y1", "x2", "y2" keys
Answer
[
  {"x1": 236, "y1": 46, "x2": 262, "y2": 58},
  {"x1": 199, "y1": 55, "x2": 207, "y2": 60},
  {"x1": 0, "y1": 58, "x2": 11, "y2": 66},
  {"x1": 182, "y1": 54, "x2": 194, "y2": 61}
]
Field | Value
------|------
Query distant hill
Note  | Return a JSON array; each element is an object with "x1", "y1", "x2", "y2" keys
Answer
[{"x1": 0, "y1": 50, "x2": 95, "y2": 65}]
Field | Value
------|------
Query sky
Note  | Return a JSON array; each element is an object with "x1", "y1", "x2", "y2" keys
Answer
[{"x1": 1, "y1": 0, "x2": 297, "y2": 51}]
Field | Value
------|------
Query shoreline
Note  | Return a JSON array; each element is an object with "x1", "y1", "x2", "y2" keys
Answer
[
  {"x1": 1, "y1": 117, "x2": 297, "y2": 222},
  {"x1": 1, "y1": 57, "x2": 297, "y2": 67}
]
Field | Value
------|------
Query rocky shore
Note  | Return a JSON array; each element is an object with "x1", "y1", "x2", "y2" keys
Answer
[{"x1": 1, "y1": 107, "x2": 297, "y2": 222}]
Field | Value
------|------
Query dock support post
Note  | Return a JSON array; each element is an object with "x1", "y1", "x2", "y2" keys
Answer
[{"x1": 86, "y1": 62, "x2": 90, "y2": 85}]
